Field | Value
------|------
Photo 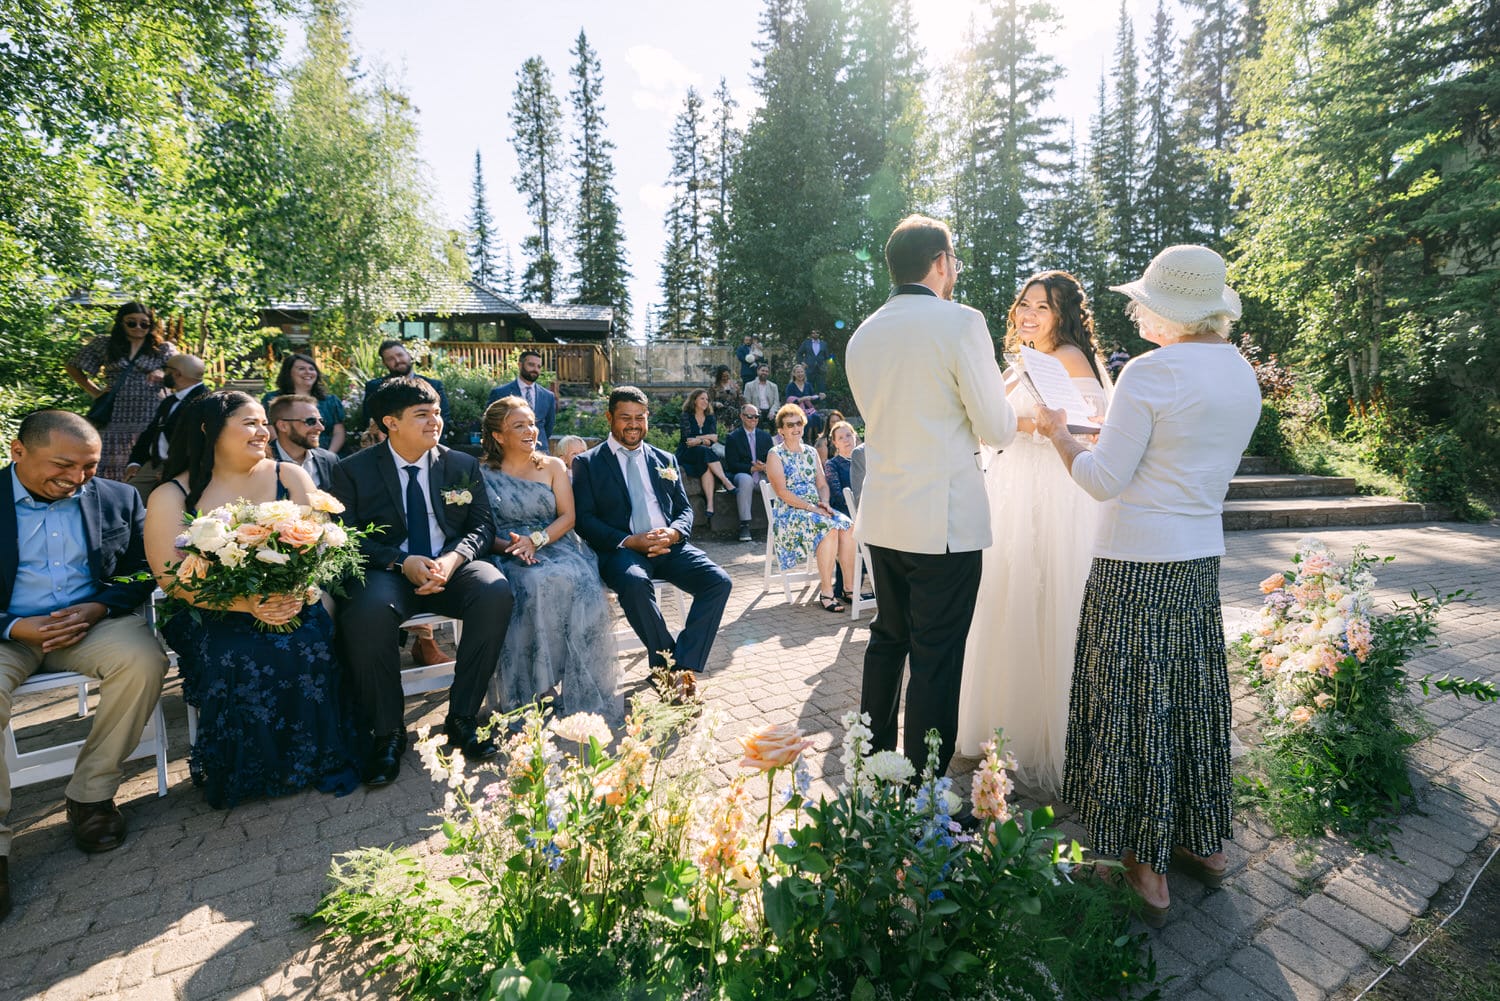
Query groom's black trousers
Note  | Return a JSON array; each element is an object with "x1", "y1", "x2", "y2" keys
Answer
[{"x1": 860, "y1": 545, "x2": 983, "y2": 779}]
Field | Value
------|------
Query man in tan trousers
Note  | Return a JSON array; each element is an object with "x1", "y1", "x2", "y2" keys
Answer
[{"x1": 0, "y1": 411, "x2": 166, "y2": 923}]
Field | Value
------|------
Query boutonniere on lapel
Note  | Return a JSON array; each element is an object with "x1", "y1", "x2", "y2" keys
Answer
[
  {"x1": 656, "y1": 462, "x2": 679, "y2": 483},
  {"x1": 441, "y1": 477, "x2": 478, "y2": 507}
]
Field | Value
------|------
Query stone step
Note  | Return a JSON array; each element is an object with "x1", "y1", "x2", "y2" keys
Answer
[
  {"x1": 1227, "y1": 474, "x2": 1358, "y2": 499},
  {"x1": 1236, "y1": 455, "x2": 1280, "y2": 475},
  {"x1": 1223, "y1": 495, "x2": 1431, "y2": 531}
]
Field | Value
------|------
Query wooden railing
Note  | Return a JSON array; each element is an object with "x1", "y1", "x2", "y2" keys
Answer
[{"x1": 432, "y1": 342, "x2": 610, "y2": 389}]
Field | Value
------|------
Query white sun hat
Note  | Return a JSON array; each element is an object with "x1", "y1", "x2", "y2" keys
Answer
[{"x1": 1110, "y1": 245, "x2": 1243, "y2": 324}]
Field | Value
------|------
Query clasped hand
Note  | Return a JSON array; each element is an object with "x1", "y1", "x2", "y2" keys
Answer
[
  {"x1": 403, "y1": 553, "x2": 460, "y2": 595},
  {"x1": 246, "y1": 593, "x2": 304, "y2": 627},
  {"x1": 504, "y1": 532, "x2": 539, "y2": 565},
  {"x1": 625, "y1": 528, "x2": 678, "y2": 558},
  {"x1": 10, "y1": 602, "x2": 108, "y2": 652}
]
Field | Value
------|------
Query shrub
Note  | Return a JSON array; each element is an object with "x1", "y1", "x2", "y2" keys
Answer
[{"x1": 1402, "y1": 430, "x2": 1478, "y2": 518}]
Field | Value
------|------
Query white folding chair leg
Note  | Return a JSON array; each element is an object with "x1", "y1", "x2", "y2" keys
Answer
[
  {"x1": 760, "y1": 479, "x2": 817, "y2": 603},
  {"x1": 843, "y1": 487, "x2": 877, "y2": 620}
]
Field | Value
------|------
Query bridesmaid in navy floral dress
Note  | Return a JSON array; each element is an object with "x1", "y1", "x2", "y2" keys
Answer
[{"x1": 143, "y1": 391, "x2": 357, "y2": 809}]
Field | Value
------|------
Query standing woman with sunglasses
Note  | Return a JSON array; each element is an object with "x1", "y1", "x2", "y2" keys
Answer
[
  {"x1": 66, "y1": 302, "x2": 177, "y2": 481},
  {"x1": 261, "y1": 353, "x2": 347, "y2": 454}
]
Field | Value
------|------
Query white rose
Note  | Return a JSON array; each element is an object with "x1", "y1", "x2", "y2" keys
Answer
[
  {"x1": 254, "y1": 548, "x2": 291, "y2": 565},
  {"x1": 218, "y1": 544, "x2": 248, "y2": 568},
  {"x1": 320, "y1": 523, "x2": 348, "y2": 547},
  {"x1": 186, "y1": 516, "x2": 231, "y2": 552}
]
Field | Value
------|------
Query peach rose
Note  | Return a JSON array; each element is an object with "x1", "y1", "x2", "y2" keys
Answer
[
  {"x1": 739, "y1": 722, "x2": 813, "y2": 771},
  {"x1": 1288, "y1": 705, "x2": 1314, "y2": 726},
  {"x1": 1260, "y1": 572, "x2": 1286, "y2": 594},
  {"x1": 235, "y1": 523, "x2": 274, "y2": 546},
  {"x1": 1313, "y1": 692, "x2": 1335, "y2": 710},
  {"x1": 306, "y1": 489, "x2": 344, "y2": 514},
  {"x1": 276, "y1": 519, "x2": 322, "y2": 549},
  {"x1": 176, "y1": 552, "x2": 212, "y2": 580}
]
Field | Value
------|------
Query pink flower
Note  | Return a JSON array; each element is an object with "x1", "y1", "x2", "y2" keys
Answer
[
  {"x1": 1260, "y1": 572, "x2": 1287, "y2": 594},
  {"x1": 275, "y1": 519, "x2": 322, "y2": 550},
  {"x1": 234, "y1": 523, "x2": 273, "y2": 546},
  {"x1": 1288, "y1": 705, "x2": 1314, "y2": 726}
]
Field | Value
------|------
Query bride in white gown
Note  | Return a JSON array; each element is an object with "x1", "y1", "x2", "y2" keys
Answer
[{"x1": 958, "y1": 271, "x2": 1112, "y2": 796}]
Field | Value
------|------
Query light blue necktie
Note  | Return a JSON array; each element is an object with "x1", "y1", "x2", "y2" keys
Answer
[{"x1": 624, "y1": 448, "x2": 653, "y2": 534}]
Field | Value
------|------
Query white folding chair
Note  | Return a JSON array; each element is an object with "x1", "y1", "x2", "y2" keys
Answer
[
  {"x1": 760, "y1": 479, "x2": 818, "y2": 603},
  {"x1": 842, "y1": 487, "x2": 878, "y2": 620},
  {"x1": 610, "y1": 582, "x2": 690, "y2": 653},
  {"x1": 3, "y1": 669, "x2": 170, "y2": 798}
]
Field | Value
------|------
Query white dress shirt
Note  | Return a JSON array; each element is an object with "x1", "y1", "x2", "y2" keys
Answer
[
  {"x1": 272, "y1": 441, "x2": 322, "y2": 487},
  {"x1": 156, "y1": 382, "x2": 203, "y2": 461},
  {"x1": 606, "y1": 435, "x2": 668, "y2": 532},
  {"x1": 387, "y1": 443, "x2": 447, "y2": 555}
]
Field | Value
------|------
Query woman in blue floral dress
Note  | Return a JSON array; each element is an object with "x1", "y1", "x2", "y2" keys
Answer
[{"x1": 767, "y1": 403, "x2": 854, "y2": 612}]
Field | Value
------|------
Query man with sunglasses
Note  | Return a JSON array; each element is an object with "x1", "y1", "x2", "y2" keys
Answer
[
  {"x1": 266, "y1": 395, "x2": 339, "y2": 488},
  {"x1": 723, "y1": 404, "x2": 774, "y2": 542},
  {"x1": 121, "y1": 354, "x2": 206, "y2": 500}
]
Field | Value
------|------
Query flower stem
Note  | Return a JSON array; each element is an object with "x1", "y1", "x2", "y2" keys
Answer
[{"x1": 761, "y1": 768, "x2": 776, "y2": 857}]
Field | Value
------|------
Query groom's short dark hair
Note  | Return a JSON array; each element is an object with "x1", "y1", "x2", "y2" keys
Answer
[
  {"x1": 607, "y1": 386, "x2": 649, "y2": 414},
  {"x1": 885, "y1": 215, "x2": 953, "y2": 285}
]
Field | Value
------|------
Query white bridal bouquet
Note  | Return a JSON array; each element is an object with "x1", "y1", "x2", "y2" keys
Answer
[{"x1": 167, "y1": 489, "x2": 367, "y2": 631}]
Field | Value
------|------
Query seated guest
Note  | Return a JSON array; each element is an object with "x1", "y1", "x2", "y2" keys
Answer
[
  {"x1": 145, "y1": 392, "x2": 356, "y2": 809},
  {"x1": 479, "y1": 397, "x2": 618, "y2": 720},
  {"x1": 572, "y1": 387, "x2": 732, "y2": 675},
  {"x1": 330, "y1": 377, "x2": 514, "y2": 787},
  {"x1": 557, "y1": 435, "x2": 587, "y2": 472},
  {"x1": 850, "y1": 441, "x2": 867, "y2": 504},
  {"x1": 766, "y1": 404, "x2": 853, "y2": 613},
  {"x1": 488, "y1": 349, "x2": 556, "y2": 451},
  {"x1": 743, "y1": 363, "x2": 779, "y2": 415},
  {"x1": 814, "y1": 409, "x2": 846, "y2": 463},
  {"x1": 723, "y1": 403, "x2": 773, "y2": 543},
  {"x1": 2, "y1": 412, "x2": 167, "y2": 920},
  {"x1": 824, "y1": 420, "x2": 866, "y2": 602},
  {"x1": 784, "y1": 365, "x2": 824, "y2": 439},
  {"x1": 266, "y1": 394, "x2": 339, "y2": 488},
  {"x1": 709, "y1": 364, "x2": 743, "y2": 433},
  {"x1": 123, "y1": 354, "x2": 207, "y2": 499},
  {"x1": 676, "y1": 390, "x2": 736, "y2": 519},
  {"x1": 361, "y1": 340, "x2": 449, "y2": 431},
  {"x1": 262, "y1": 353, "x2": 346, "y2": 453}
]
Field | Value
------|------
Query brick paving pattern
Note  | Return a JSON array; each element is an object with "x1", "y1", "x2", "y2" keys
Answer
[{"x1": 1, "y1": 522, "x2": 1496, "y2": 1000}]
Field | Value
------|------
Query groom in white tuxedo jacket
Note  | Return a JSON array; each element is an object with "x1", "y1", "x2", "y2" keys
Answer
[{"x1": 846, "y1": 214, "x2": 1017, "y2": 778}]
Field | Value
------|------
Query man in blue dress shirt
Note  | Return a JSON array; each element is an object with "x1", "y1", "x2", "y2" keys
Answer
[{"x1": 0, "y1": 411, "x2": 167, "y2": 922}]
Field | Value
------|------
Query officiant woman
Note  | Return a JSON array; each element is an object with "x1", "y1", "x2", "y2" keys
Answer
[{"x1": 1032, "y1": 245, "x2": 1261, "y2": 925}]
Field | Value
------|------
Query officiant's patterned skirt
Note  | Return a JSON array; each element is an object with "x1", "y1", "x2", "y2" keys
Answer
[{"x1": 1063, "y1": 556, "x2": 1233, "y2": 874}]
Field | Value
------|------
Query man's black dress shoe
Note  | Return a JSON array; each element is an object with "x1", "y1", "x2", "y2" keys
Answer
[
  {"x1": 0, "y1": 855, "x2": 11, "y2": 923},
  {"x1": 443, "y1": 716, "x2": 498, "y2": 761},
  {"x1": 362, "y1": 732, "x2": 407, "y2": 787}
]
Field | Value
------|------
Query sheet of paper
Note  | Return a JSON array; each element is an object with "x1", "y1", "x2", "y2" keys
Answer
[{"x1": 1018, "y1": 345, "x2": 1101, "y2": 431}]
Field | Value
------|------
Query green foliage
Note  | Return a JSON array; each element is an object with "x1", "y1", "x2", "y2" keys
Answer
[
  {"x1": 1236, "y1": 543, "x2": 1496, "y2": 850},
  {"x1": 511, "y1": 57, "x2": 566, "y2": 303},
  {"x1": 568, "y1": 30, "x2": 632, "y2": 328},
  {"x1": 1402, "y1": 431, "x2": 1481, "y2": 519},
  {"x1": 314, "y1": 701, "x2": 1156, "y2": 1000}
]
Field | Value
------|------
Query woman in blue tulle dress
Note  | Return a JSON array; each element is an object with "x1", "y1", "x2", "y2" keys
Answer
[
  {"x1": 143, "y1": 391, "x2": 358, "y2": 809},
  {"x1": 766, "y1": 403, "x2": 854, "y2": 613},
  {"x1": 480, "y1": 395, "x2": 620, "y2": 722}
]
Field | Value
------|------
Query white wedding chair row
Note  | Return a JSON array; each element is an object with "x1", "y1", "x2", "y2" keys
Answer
[{"x1": 842, "y1": 487, "x2": 878, "y2": 620}]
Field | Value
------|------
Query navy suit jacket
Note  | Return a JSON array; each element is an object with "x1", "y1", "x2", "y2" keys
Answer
[
  {"x1": 488, "y1": 379, "x2": 556, "y2": 449},
  {"x1": 360, "y1": 374, "x2": 450, "y2": 430},
  {"x1": 329, "y1": 442, "x2": 493, "y2": 573},
  {"x1": 0, "y1": 467, "x2": 155, "y2": 636},
  {"x1": 572, "y1": 441, "x2": 693, "y2": 555},
  {"x1": 723, "y1": 426, "x2": 774, "y2": 478}
]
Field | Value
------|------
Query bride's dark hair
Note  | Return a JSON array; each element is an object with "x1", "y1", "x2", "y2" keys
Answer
[
  {"x1": 1004, "y1": 271, "x2": 1105, "y2": 382},
  {"x1": 161, "y1": 390, "x2": 259, "y2": 510}
]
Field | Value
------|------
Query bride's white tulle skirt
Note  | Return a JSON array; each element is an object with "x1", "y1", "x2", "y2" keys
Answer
[{"x1": 957, "y1": 434, "x2": 1100, "y2": 795}]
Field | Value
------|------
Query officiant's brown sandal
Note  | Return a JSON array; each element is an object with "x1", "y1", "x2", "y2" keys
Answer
[{"x1": 1170, "y1": 846, "x2": 1227, "y2": 889}]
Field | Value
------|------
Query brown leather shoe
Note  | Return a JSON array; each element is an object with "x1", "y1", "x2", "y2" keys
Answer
[
  {"x1": 65, "y1": 797, "x2": 127, "y2": 853},
  {"x1": 412, "y1": 634, "x2": 448, "y2": 667},
  {"x1": 0, "y1": 855, "x2": 11, "y2": 923}
]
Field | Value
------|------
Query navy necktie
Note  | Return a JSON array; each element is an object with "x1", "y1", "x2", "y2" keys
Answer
[{"x1": 404, "y1": 465, "x2": 432, "y2": 558}]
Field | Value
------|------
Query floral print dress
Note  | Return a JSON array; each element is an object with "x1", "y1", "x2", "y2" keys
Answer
[
  {"x1": 769, "y1": 443, "x2": 851, "y2": 570},
  {"x1": 71, "y1": 337, "x2": 176, "y2": 480}
]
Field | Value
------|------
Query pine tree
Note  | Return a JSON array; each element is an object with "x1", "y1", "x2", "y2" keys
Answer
[
  {"x1": 943, "y1": 0, "x2": 1064, "y2": 327},
  {"x1": 510, "y1": 56, "x2": 565, "y2": 303},
  {"x1": 1140, "y1": 0, "x2": 1189, "y2": 249},
  {"x1": 1176, "y1": 0, "x2": 1244, "y2": 242},
  {"x1": 1085, "y1": 72, "x2": 1131, "y2": 352},
  {"x1": 1038, "y1": 125, "x2": 1093, "y2": 280},
  {"x1": 659, "y1": 88, "x2": 711, "y2": 338},
  {"x1": 567, "y1": 29, "x2": 631, "y2": 326},
  {"x1": 706, "y1": 77, "x2": 742, "y2": 340},
  {"x1": 467, "y1": 150, "x2": 497, "y2": 286},
  {"x1": 1101, "y1": 0, "x2": 1145, "y2": 279}
]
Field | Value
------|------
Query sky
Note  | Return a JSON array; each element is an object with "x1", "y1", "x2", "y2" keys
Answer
[{"x1": 305, "y1": 0, "x2": 1178, "y2": 338}]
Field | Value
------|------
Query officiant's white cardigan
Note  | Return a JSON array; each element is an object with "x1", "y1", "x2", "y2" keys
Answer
[{"x1": 846, "y1": 293, "x2": 1016, "y2": 555}]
